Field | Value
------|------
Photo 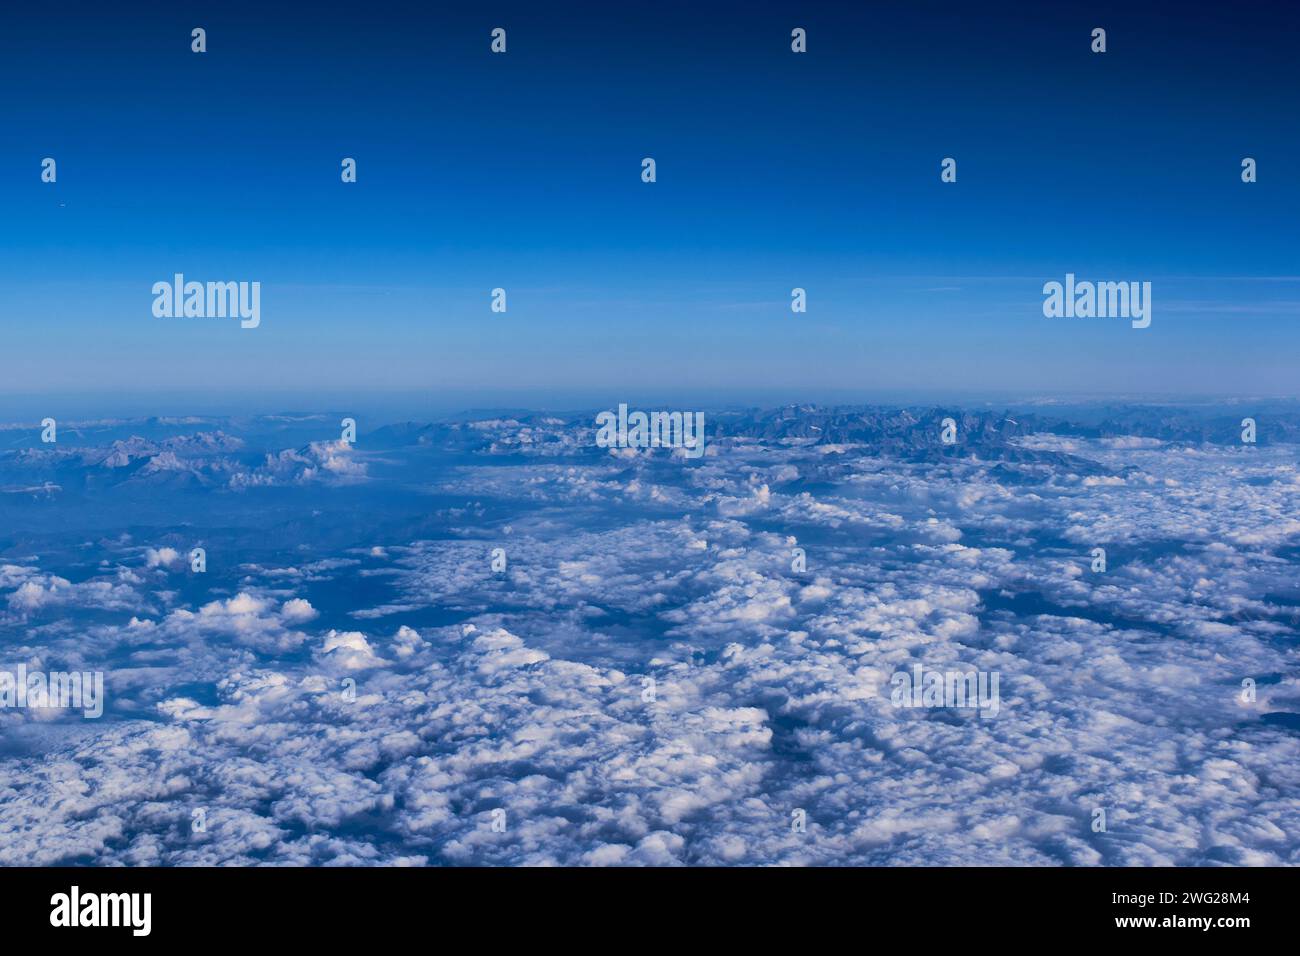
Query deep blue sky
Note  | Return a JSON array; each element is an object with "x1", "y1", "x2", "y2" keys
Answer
[{"x1": 2, "y1": 0, "x2": 1297, "y2": 411}]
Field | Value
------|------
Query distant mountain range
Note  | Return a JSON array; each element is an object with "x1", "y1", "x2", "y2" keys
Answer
[{"x1": 0, "y1": 402, "x2": 1294, "y2": 494}]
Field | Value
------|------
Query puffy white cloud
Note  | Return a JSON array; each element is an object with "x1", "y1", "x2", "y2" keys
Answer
[
  {"x1": 145, "y1": 547, "x2": 183, "y2": 569},
  {"x1": 280, "y1": 598, "x2": 319, "y2": 623}
]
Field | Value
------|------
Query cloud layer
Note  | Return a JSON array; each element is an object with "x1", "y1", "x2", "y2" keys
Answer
[{"x1": 0, "y1": 407, "x2": 1295, "y2": 865}]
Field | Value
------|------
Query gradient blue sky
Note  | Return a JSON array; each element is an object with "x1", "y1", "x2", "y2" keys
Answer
[{"x1": 2, "y1": 0, "x2": 1297, "y2": 410}]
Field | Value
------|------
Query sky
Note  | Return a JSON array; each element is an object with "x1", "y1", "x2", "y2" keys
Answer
[{"x1": 2, "y1": 0, "x2": 1298, "y2": 408}]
